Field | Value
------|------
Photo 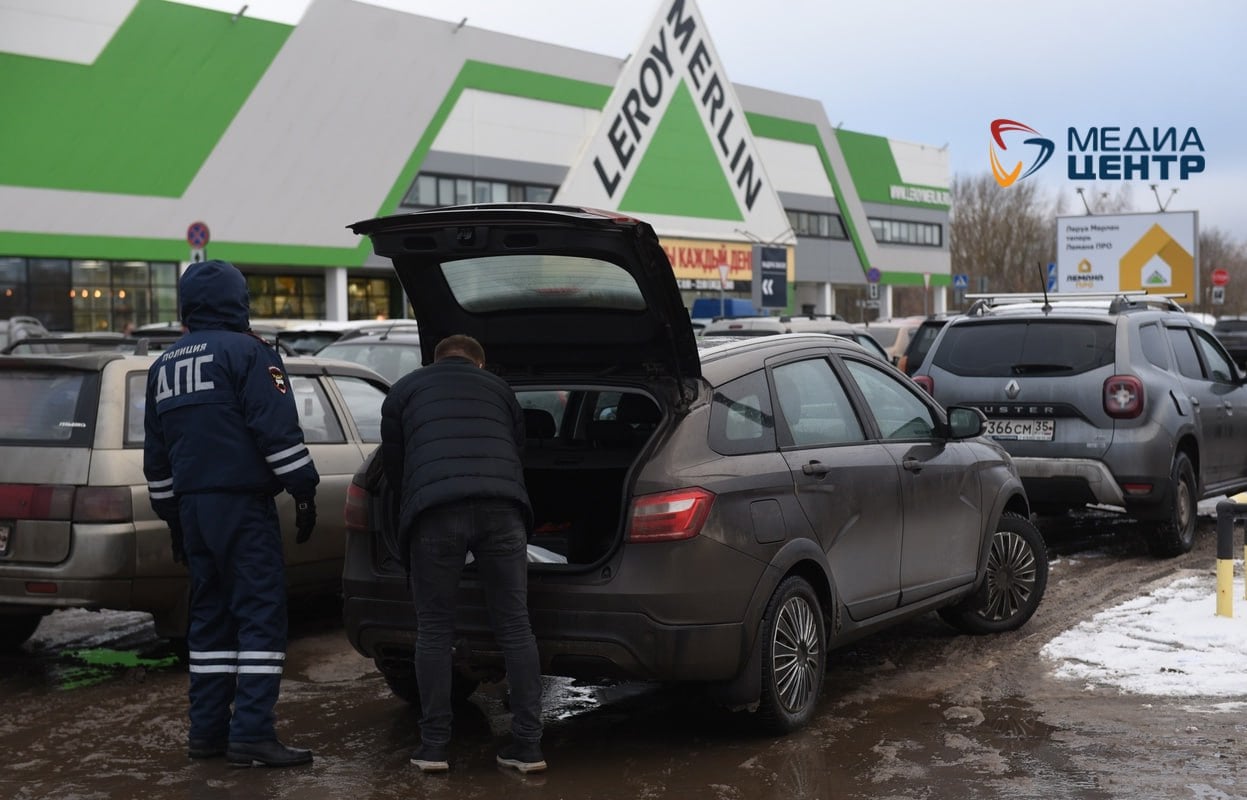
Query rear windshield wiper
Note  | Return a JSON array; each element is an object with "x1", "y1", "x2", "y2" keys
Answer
[{"x1": 1010, "y1": 363, "x2": 1075, "y2": 375}]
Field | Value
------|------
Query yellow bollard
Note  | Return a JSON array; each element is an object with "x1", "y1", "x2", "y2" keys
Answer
[{"x1": 1217, "y1": 558, "x2": 1234, "y2": 618}]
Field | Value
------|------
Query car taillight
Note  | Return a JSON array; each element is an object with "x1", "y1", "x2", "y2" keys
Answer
[
  {"x1": 913, "y1": 375, "x2": 934, "y2": 394},
  {"x1": 345, "y1": 482, "x2": 370, "y2": 535},
  {"x1": 1104, "y1": 375, "x2": 1144, "y2": 419},
  {"x1": 73, "y1": 487, "x2": 132, "y2": 523},
  {"x1": 627, "y1": 487, "x2": 714, "y2": 543},
  {"x1": 0, "y1": 485, "x2": 75, "y2": 520}
]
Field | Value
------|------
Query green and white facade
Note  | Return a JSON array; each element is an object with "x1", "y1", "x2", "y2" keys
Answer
[{"x1": 0, "y1": 0, "x2": 951, "y2": 332}]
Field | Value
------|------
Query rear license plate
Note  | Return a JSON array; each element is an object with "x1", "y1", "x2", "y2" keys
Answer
[
  {"x1": 0, "y1": 521, "x2": 11, "y2": 557},
  {"x1": 985, "y1": 418, "x2": 1055, "y2": 441}
]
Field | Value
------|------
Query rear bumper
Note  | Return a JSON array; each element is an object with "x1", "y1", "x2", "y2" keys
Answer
[
  {"x1": 344, "y1": 593, "x2": 746, "y2": 682},
  {"x1": 341, "y1": 533, "x2": 764, "y2": 683},
  {"x1": 1013, "y1": 457, "x2": 1125, "y2": 507}
]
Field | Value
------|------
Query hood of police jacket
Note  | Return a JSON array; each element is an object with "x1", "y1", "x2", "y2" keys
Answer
[{"x1": 179, "y1": 259, "x2": 251, "y2": 332}]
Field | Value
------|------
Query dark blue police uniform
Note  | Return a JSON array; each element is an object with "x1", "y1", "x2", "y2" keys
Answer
[{"x1": 143, "y1": 260, "x2": 318, "y2": 766}]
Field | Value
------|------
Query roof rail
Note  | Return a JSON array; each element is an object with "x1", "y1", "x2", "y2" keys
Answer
[{"x1": 963, "y1": 291, "x2": 1187, "y2": 316}]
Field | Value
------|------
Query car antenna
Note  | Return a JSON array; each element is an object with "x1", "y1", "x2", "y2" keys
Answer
[{"x1": 1038, "y1": 261, "x2": 1052, "y2": 313}]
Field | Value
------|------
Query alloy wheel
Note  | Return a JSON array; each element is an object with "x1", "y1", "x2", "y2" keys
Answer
[{"x1": 982, "y1": 529, "x2": 1040, "y2": 622}]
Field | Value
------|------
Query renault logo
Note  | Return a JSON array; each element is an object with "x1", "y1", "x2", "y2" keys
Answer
[{"x1": 1005, "y1": 379, "x2": 1021, "y2": 399}]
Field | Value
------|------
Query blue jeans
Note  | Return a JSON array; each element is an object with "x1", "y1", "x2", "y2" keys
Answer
[{"x1": 408, "y1": 499, "x2": 542, "y2": 747}]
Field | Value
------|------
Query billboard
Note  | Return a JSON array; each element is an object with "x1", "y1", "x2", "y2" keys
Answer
[{"x1": 1055, "y1": 211, "x2": 1198, "y2": 302}]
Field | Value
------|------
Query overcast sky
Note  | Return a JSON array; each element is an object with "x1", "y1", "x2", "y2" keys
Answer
[{"x1": 183, "y1": 0, "x2": 1247, "y2": 243}]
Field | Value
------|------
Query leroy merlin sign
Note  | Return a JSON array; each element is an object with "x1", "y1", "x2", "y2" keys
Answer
[{"x1": 559, "y1": 0, "x2": 793, "y2": 244}]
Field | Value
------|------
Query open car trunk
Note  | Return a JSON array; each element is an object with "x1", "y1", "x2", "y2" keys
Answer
[{"x1": 369, "y1": 387, "x2": 662, "y2": 572}]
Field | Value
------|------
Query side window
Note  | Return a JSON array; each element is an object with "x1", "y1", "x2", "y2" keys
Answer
[
  {"x1": 518, "y1": 390, "x2": 569, "y2": 437},
  {"x1": 1166, "y1": 327, "x2": 1205, "y2": 379},
  {"x1": 708, "y1": 369, "x2": 776, "y2": 455},
  {"x1": 1139, "y1": 323, "x2": 1171, "y2": 370},
  {"x1": 330, "y1": 375, "x2": 386, "y2": 443},
  {"x1": 593, "y1": 391, "x2": 622, "y2": 420},
  {"x1": 772, "y1": 358, "x2": 865, "y2": 448},
  {"x1": 845, "y1": 359, "x2": 937, "y2": 440},
  {"x1": 125, "y1": 371, "x2": 147, "y2": 446},
  {"x1": 291, "y1": 376, "x2": 345, "y2": 444},
  {"x1": 1193, "y1": 329, "x2": 1237, "y2": 383}
]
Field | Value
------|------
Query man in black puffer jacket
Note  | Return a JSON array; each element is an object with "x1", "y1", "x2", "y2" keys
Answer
[{"x1": 379, "y1": 334, "x2": 545, "y2": 775}]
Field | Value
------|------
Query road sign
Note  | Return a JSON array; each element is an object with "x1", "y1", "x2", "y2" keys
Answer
[
  {"x1": 186, "y1": 221, "x2": 210, "y2": 249},
  {"x1": 1212, "y1": 268, "x2": 1230, "y2": 287},
  {"x1": 718, "y1": 264, "x2": 730, "y2": 288},
  {"x1": 1046, "y1": 262, "x2": 1057, "y2": 292},
  {"x1": 866, "y1": 267, "x2": 881, "y2": 284},
  {"x1": 1212, "y1": 285, "x2": 1226, "y2": 305},
  {"x1": 754, "y1": 247, "x2": 788, "y2": 309},
  {"x1": 953, "y1": 274, "x2": 969, "y2": 290},
  {"x1": 867, "y1": 282, "x2": 879, "y2": 300},
  {"x1": 189, "y1": 248, "x2": 205, "y2": 263}
]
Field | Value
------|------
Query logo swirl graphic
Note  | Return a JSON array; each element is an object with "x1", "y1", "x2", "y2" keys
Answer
[{"x1": 989, "y1": 119, "x2": 1055, "y2": 187}]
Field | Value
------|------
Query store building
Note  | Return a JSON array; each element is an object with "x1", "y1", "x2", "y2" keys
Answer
[{"x1": 0, "y1": 0, "x2": 951, "y2": 332}]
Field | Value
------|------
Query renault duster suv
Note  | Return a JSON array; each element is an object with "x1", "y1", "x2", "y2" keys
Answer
[
  {"x1": 913, "y1": 292, "x2": 1247, "y2": 557},
  {"x1": 340, "y1": 204, "x2": 1048, "y2": 733}
]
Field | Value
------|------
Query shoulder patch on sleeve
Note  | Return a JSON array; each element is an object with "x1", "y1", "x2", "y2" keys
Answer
[{"x1": 269, "y1": 365, "x2": 288, "y2": 394}]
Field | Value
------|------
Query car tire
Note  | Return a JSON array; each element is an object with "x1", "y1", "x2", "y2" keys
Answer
[
  {"x1": 0, "y1": 612, "x2": 44, "y2": 651},
  {"x1": 375, "y1": 658, "x2": 480, "y2": 707},
  {"x1": 756, "y1": 576, "x2": 825, "y2": 734},
  {"x1": 1146, "y1": 452, "x2": 1197, "y2": 558},
  {"x1": 938, "y1": 512, "x2": 1048, "y2": 635}
]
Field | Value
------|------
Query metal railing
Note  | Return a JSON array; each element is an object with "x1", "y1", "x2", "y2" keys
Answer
[{"x1": 1214, "y1": 500, "x2": 1247, "y2": 617}]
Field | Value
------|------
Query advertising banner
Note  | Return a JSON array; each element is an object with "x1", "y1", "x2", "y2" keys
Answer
[{"x1": 1055, "y1": 211, "x2": 1198, "y2": 301}]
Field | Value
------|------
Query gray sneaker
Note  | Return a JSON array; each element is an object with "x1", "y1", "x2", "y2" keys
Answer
[
  {"x1": 410, "y1": 745, "x2": 449, "y2": 773},
  {"x1": 496, "y1": 741, "x2": 546, "y2": 774}
]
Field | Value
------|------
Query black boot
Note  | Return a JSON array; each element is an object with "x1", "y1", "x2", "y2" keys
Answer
[
  {"x1": 226, "y1": 739, "x2": 313, "y2": 768},
  {"x1": 187, "y1": 738, "x2": 227, "y2": 759}
]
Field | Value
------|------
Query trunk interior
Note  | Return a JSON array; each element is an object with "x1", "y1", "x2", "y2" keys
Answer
[{"x1": 372, "y1": 388, "x2": 661, "y2": 571}]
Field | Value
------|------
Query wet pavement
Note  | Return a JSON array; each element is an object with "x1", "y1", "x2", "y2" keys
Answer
[{"x1": 2, "y1": 511, "x2": 1245, "y2": 799}]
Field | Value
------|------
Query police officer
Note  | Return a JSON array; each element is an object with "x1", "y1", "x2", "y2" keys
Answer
[{"x1": 143, "y1": 259, "x2": 319, "y2": 768}]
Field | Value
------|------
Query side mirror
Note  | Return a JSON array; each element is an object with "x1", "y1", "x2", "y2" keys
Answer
[{"x1": 947, "y1": 406, "x2": 986, "y2": 439}]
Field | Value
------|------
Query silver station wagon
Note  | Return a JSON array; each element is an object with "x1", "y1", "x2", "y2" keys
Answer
[{"x1": 0, "y1": 350, "x2": 388, "y2": 649}]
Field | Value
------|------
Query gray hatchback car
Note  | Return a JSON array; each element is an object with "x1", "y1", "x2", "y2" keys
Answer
[
  {"x1": 340, "y1": 204, "x2": 1047, "y2": 733},
  {"x1": 913, "y1": 292, "x2": 1247, "y2": 557}
]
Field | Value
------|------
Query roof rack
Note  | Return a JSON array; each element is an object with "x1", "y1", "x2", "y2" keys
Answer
[
  {"x1": 963, "y1": 291, "x2": 1187, "y2": 317},
  {"x1": 778, "y1": 313, "x2": 845, "y2": 323}
]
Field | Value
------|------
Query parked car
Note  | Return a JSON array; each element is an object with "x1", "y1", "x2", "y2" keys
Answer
[
  {"x1": 341, "y1": 204, "x2": 1047, "y2": 733},
  {"x1": 315, "y1": 323, "x2": 422, "y2": 384},
  {"x1": 0, "y1": 350, "x2": 389, "y2": 649},
  {"x1": 912, "y1": 291, "x2": 1247, "y2": 557},
  {"x1": 854, "y1": 317, "x2": 924, "y2": 365},
  {"x1": 0, "y1": 316, "x2": 50, "y2": 351},
  {"x1": 1211, "y1": 316, "x2": 1247, "y2": 368},
  {"x1": 896, "y1": 314, "x2": 956, "y2": 375},
  {"x1": 699, "y1": 315, "x2": 890, "y2": 362}
]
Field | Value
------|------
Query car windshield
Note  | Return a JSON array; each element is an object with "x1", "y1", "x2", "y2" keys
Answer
[
  {"x1": 0, "y1": 370, "x2": 97, "y2": 444},
  {"x1": 931, "y1": 320, "x2": 1116, "y2": 377},
  {"x1": 1214, "y1": 320, "x2": 1247, "y2": 333},
  {"x1": 441, "y1": 255, "x2": 645, "y2": 312}
]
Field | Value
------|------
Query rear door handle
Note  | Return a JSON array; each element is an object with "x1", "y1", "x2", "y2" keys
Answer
[
  {"x1": 802, "y1": 461, "x2": 832, "y2": 477},
  {"x1": 902, "y1": 456, "x2": 923, "y2": 473}
]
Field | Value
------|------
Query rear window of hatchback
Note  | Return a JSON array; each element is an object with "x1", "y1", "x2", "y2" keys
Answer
[
  {"x1": 931, "y1": 320, "x2": 1116, "y2": 377},
  {"x1": 0, "y1": 369, "x2": 100, "y2": 445}
]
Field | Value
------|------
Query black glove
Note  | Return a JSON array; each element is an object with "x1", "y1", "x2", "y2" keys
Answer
[
  {"x1": 295, "y1": 497, "x2": 316, "y2": 544},
  {"x1": 150, "y1": 496, "x2": 184, "y2": 564},
  {"x1": 169, "y1": 522, "x2": 186, "y2": 565}
]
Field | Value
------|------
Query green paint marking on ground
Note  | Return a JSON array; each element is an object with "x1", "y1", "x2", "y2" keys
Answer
[{"x1": 57, "y1": 648, "x2": 180, "y2": 691}]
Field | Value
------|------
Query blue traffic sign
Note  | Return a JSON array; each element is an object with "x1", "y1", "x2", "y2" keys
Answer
[
  {"x1": 186, "y1": 221, "x2": 210, "y2": 249},
  {"x1": 866, "y1": 267, "x2": 881, "y2": 283},
  {"x1": 1046, "y1": 262, "x2": 1057, "y2": 292},
  {"x1": 953, "y1": 273, "x2": 969, "y2": 290}
]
